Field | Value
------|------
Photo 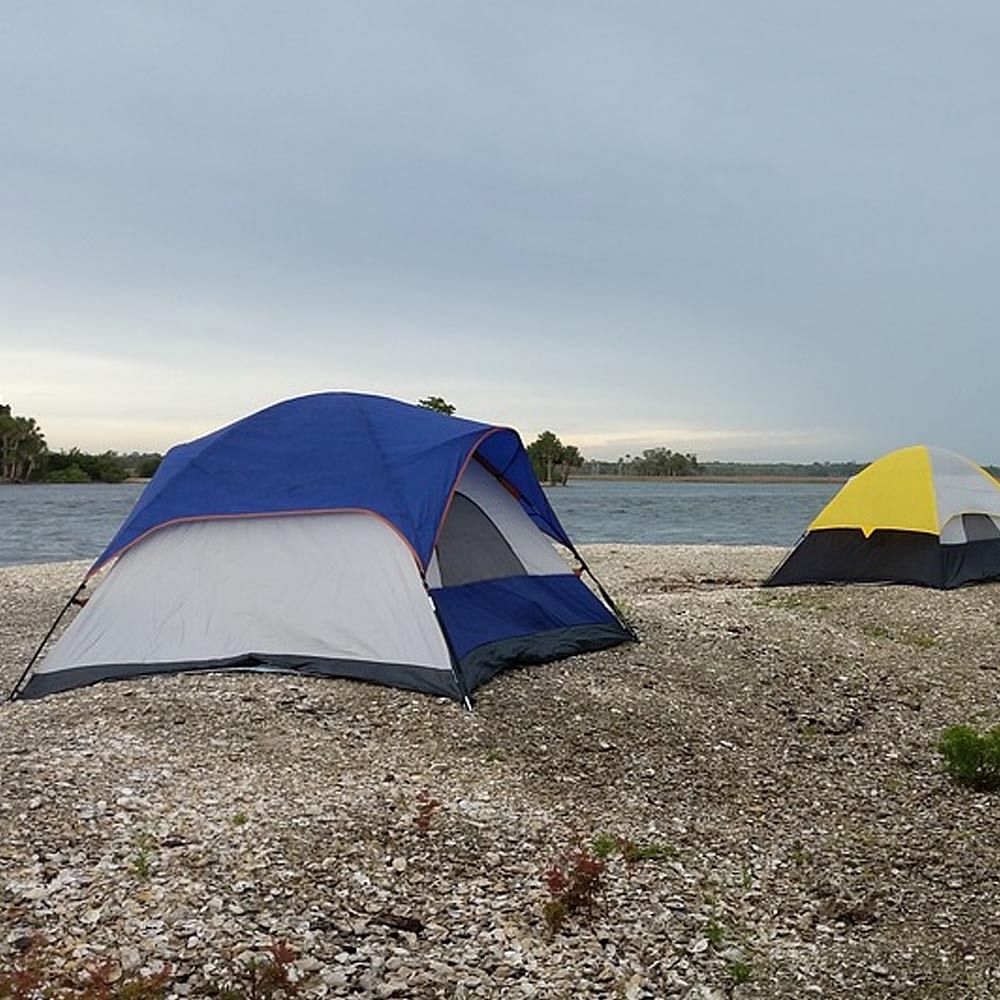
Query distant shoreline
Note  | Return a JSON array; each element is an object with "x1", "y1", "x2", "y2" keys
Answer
[
  {"x1": 563, "y1": 474, "x2": 847, "y2": 485},
  {"x1": 3, "y1": 475, "x2": 843, "y2": 489},
  {"x1": 0, "y1": 478, "x2": 150, "y2": 487}
]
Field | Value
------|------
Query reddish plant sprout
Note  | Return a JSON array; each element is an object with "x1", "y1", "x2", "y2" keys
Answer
[
  {"x1": 0, "y1": 935, "x2": 310, "y2": 1000},
  {"x1": 79, "y1": 961, "x2": 171, "y2": 1000},
  {"x1": 544, "y1": 865, "x2": 569, "y2": 897},
  {"x1": 413, "y1": 789, "x2": 441, "y2": 833},
  {"x1": 0, "y1": 937, "x2": 171, "y2": 1000},
  {"x1": 542, "y1": 846, "x2": 607, "y2": 932}
]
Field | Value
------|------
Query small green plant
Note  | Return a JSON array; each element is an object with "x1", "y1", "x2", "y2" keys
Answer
[
  {"x1": 790, "y1": 845, "x2": 810, "y2": 866},
  {"x1": 906, "y1": 633, "x2": 937, "y2": 649},
  {"x1": 232, "y1": 812, "x2": 248, "y2": 826},
  {"x1": 129, "y1": 833, "x2": 157, "y2": 881},
  {"x1": 542, "y1": 847, "x2": 607, "y2": 933},
  {"x1": 728, "y1": 960, "x2": 752, "y2": 985},
  {"x1": 591, "y1": 833, "x2": 618, "y2": 859},
  {"x1": 938, "y1": 724, "x2": 1000, "y2": 791},
  {"x1": 862, "y1": 624, "x2": 891, "y2": 640},
  {"x1": 589, "y1": 834, "x2": 675, "y2": 863},
  {"x1": 619, "y1": 839, "x2": 675, "y2": 863},
  {"x1": 705, "y1": 918, "x2": 725, "y2": 947}
]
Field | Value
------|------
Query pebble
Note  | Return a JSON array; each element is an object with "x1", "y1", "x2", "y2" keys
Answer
[{"x1": 1, "y1": 549, "x2": 997, "y2": 998}]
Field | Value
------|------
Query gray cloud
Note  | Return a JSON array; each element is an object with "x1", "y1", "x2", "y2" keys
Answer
[{"x1": 2, "y1": 2, "x2": 999, "y2": 461}]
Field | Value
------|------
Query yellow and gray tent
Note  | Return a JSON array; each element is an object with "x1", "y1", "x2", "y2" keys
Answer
[{"x1": 766, "y1": 445, "x2": 1000, "y2": 589}]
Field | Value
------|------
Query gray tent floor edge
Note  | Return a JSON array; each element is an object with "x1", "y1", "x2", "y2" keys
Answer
[
  {"x1": 15, "y1": 654, "x2": 463, "y2": 702},
  {"x1": 458, "y1": 623, "x2": 633, "y2": 694},
  {"x1": 939, "y1": 537, "x2": 1000, "y2": 589},
  {"x1": 764, "y1": 529, "x2": 1000, "y2": 589},
  {"x1": 764, "y1": 529, "x2": 944, "y2": 588}
]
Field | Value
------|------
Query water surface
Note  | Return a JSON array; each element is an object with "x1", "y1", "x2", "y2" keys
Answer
[
  {"x1": 0, "y1": 483, "x2": 144, "y2": 567},
  {"x1": 546, "y1": 479, "x2": 838, "y2": 547},
  {"x1": 0, "y1": 479, "x2": 839, "y2": 567}
]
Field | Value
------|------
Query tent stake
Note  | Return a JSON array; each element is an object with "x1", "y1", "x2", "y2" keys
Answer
[{"x1": 8, "y1": 581, "x2": 86, "y2": 701}]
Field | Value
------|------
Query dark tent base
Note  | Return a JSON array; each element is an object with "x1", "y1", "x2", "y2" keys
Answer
[
  {"x1": 16, "y1": 653, "x2": 464, "y2": 702},
  {"x1": 765, "y1": 529, "x2": 1000, "y2": 590},
  {"x1": 15, "y1": 621, "x2": 633, "y2": 703}
]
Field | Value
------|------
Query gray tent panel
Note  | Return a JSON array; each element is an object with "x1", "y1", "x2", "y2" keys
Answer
[{"x1": 436, "y1": 494, "x2": 527, "y2": 587}]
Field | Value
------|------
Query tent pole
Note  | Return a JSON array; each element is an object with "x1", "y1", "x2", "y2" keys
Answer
[
  {"x1": 760, "y1": 532, "x2": 805, "y2": 587},
  {"x1": 569, "y1": 546, "x2": 639, "y2": 641},
  {"x1": 425, "y1": 588, "x2": 475, "y2": 712},
  {"x1": 8, "y1": 581, "x2": 86, "y2": 701}
]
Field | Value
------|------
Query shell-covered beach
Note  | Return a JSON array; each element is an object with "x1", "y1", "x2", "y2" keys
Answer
[{"x1": 3, "y1": 545, "x2": 1000, "y2": 998}]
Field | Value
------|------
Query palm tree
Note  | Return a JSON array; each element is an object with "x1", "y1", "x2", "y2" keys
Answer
[{"x1": 0, "y1": 405, "x2": 47, "y2": 482}]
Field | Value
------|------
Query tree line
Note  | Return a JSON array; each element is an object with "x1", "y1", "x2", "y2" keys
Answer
[
  {"x1": 425, "y1": 398, "x2": 859, "y2": 483},
  {"x1": 45, "y1": 449, "x2": 163, "y2": 484},
  {"x1": 700, "y1": 460, "x2": 867, "y2": 478},
  {"x1": 13, "y1": 394, "x2": 995, "y2": 488},
  {"x1": 581, "y1": 448, "x2": 701, "y2": 478},
  {"x1": 0, "y1": 402, "x2": 161, "y2": 484}
]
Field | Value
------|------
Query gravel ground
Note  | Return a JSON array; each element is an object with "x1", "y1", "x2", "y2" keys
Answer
[{"x1": 3, "y1": 544, "x2": 1000, "y2": 998}]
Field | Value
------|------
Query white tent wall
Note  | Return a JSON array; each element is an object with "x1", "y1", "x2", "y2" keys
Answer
[
  {"x1": 425, "y1": 459, "x2": 571, "y2": 588},
  {"x1": 929, "y1": 447, "x2": 1000, "y2": 543},
  {"x1": 35, "y1": 514, "x2": 454, "y2": 685}
]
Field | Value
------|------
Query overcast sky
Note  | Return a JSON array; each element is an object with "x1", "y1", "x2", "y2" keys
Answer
[{"x1": 3, "y1": 2, "x2": 999, "y2": 462}]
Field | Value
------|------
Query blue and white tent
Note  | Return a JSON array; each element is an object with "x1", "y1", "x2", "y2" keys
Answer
[{"x1": 14, "y1": 393, "x2": 632, "y2": 703}]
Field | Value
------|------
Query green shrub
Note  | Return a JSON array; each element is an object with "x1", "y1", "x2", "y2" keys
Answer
[
  {"x1": 938, "y1": 724, "x2": 1000, "y2": 791},
  {"x1": 45, "y1": 464, "x2": 91, "y2": 484}
]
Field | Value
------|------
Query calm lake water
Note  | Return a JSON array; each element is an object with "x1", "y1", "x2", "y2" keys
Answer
[
  {"x1": 0, "y1": 483, "x2": 146, "y2": 567},
  {"x1": 548, "y1": 479, "x2": 838, "y2": 547},
  {"x1": 0, "y1": 479, "x2": 839, "y2": 568}
]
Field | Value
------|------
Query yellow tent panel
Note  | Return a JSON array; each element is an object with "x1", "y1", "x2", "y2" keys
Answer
[{"x1": 809, "y1": 445, "x2": 938, "y2": 537}]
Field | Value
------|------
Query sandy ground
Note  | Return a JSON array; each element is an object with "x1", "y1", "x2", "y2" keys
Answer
[{"x1": 2, "y1": 545, "x2": 1000, "y2": 998}]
